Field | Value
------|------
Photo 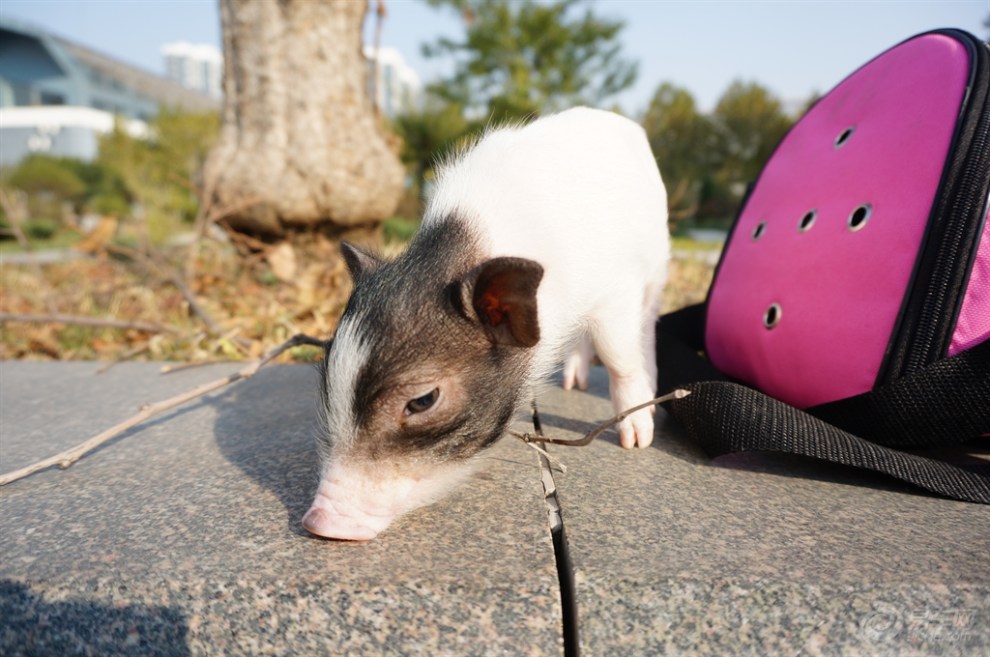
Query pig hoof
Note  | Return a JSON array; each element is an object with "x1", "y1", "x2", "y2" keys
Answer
[
  {"x1": 301, "y1": 507, "x2": 379, "y2": 542},
  {"x1": 617, "y1": 412, "x2": 654, "y2": 449}
]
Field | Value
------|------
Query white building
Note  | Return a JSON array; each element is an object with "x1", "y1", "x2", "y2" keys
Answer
[
  {"x1": 0, "y1": 18, "x2": 217, "y2": 166},
  {"x1": 0, "y1": 106, "x2": 148, "y2": 166},
  {"x1": 162, "y1": 42, "x2": 223, "y2": 101},
  {"x1": 364, "y1": 46, "x2": 420, "y2": 118}
]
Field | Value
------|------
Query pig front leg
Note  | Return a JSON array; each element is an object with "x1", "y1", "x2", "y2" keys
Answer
[{"x1": 590, "y1": 284, "x2": 662, "y2": 449}]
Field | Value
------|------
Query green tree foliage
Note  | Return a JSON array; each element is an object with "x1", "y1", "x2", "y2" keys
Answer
[
  {"x1": 4, "y1": 154, "x2": 134, "y2": 226},
  {"x1": 711, "y1": 80, "x2": 792, "y2": 186},
  {"x1": 57, "y1": 158, "x2": 133, "y2": 216},
  {"x1": 7, "y1": 155, "x2": 86, "y2": 202},
  {"x1": 392, "y1": 100, "x2": 469, "y2": 199},
  {"x1": 423, "y1": 0, "x2": 637, "y2": 123},
  {"x1": 641, "y1": 83, "x2": 716, "y2": 228},
  {"x1": 643, "y1": 80, "x2": 794, "y2": 227},
  {"x1": 98, "y1": 109, "x2": 219, "y2": 240}
]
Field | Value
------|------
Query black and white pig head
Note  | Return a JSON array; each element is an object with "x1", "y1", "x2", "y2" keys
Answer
[{"x1": 302, "y1": 231, "x2": 544, "y2": 541}]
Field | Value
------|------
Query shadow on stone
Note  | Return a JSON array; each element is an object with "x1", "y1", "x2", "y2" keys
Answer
[
  {"x1": 1, "y1": 580, "x2": 190, "y2": 657},
  {"x1": 209, "y1": 365, "x2": 321, "y2": 534}
]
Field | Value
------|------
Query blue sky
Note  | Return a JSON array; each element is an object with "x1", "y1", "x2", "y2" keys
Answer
[{"x1": 1, "y1": 0, "x2": 987, "y2": 115}]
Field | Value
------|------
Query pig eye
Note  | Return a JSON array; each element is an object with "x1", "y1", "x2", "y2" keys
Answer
[{"x1": 405, "y1": 388, "x2": 440, "y2": 415}]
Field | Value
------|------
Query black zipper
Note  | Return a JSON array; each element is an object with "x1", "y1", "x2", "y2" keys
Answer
[{"x1": 879, "y1": 31, "x2": 990, "y2": 383}]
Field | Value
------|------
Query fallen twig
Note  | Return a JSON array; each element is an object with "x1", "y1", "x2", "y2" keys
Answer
[
  {"x1": 0, "y1": 333, "x2": 329, "y2": 487},
  {"x1": 510, "y1": 389, "x2": 692, "y2": 447},
  {"x1": 0, "y1": 187, "x2": 61, "y2": 314},
  {"x1": 106, "y1": 243, "x2": 224, "y2": 335},
  {"x1": 523, "y1": 437, "x2": 568, "y2": 474},
  {"x1": 186, "y1": 192, "x2": 262, "y2": 279},
  {"x1": 95, "y1": 341, "x2": 152, "y2": 374},
  {"x1": 0, "y1": 187, "x2": 32, "y2": 252},
  {"x1": 160, "y1": 360, "x2": 224, "y2": 374},
  {"x1": 215, "y1": 218, "x2": 272, "y2": 260},
  {"x1": 521, "y1": 400, "x2": 567, "y2": 472},
  {"x1": 0, "y1": 312, "x2": 178, "y2": 334}
]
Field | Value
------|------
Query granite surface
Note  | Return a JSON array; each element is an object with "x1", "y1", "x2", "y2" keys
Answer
[
  {"x1": 2, "y1": 361, "x2": 987, "y2": 656},
  {"x1": 0, "y1": 362, "x2": 562, "y2": 656},
  {"x1": 536, "y1": 367, "x2": 990, "y2": 657}
]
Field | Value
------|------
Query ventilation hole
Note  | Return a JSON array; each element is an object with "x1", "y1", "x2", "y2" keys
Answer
[
  {"x1": 834, "y1": 126, "x2": 855, "y2": 148},
  {"x1": 798, "y1": 210, "x2": 817, "y2": 232},
  {"x1": 752, "y1": 222, "x2": 767, "y2": 240},
  {"x1": 848, "y1": 203, "x2": 872, "y2": 231},
  {"x1": 763, "y1": 303, "x2": 782, "y2": 329}
]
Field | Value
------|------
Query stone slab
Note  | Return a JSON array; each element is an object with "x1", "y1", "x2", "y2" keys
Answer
[
  {"x1": 0, "y1": 362, "x2": 562, "y2": 656},
  {"x1": 535, "y1": 366, "x2": 990, "y2": 657}
]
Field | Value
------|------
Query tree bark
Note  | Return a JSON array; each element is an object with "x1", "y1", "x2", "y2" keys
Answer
[{"x1": 205, "y1": 0, "x2": 404, "y2": 237}]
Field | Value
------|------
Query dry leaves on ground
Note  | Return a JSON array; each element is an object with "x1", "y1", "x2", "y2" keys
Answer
[{"x1": 0, "y1": 239, "x2": 715, "y2": 363}]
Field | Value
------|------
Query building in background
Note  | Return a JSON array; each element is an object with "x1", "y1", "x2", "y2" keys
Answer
[
  {"x1": 364, "y1": 46, "x2": 420, "y2": 118},
  {"x1": 0, "y1": 17, "x2": 217, "y2": 167},
  {"x1": 162, "y1": 42, "x2": 223, "y2": 101}
]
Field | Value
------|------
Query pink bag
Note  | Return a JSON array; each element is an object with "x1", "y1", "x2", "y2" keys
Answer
[
  {"x1": 705, "y1": 29, "x2": 990, "y2": 409},
  {"x1": 659, "y1": 29, "x2": 990, "y2": 503}
]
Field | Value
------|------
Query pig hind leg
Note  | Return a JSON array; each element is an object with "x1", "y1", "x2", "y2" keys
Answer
[
  {"x1": 591, "y1": 277, "x2": 663, "y2": 448},
  {"x1": 562, "y1": 333, "x2": 594, "y2": 391}
]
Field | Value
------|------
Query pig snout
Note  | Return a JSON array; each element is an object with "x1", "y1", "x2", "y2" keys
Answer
[
  {"x1": 302, "y1": 473, "x2": 410, "y2": 541},
  {"x1": 302, "y1": 493, "x2": 392, "y2": 542},
  {"x1": 302, "y1": 462, "x2": 474, "y2": 541}
]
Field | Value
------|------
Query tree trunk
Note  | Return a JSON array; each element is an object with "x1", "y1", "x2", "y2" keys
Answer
[{"x1": 204, "y1": 0, "x2": 404, "y2": 238}]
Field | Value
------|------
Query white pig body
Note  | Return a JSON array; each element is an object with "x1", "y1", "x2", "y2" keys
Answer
[
  {"x1": 427, "y1": 108, "x2": 670, "y2": 388},
  {"x1": 304, "y1": 107, "x2": 669, "y2": 541}
]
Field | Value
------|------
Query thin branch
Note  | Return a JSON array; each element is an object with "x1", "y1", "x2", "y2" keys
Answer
[
  {"x1": 0, "y1": 187, "x2": 61, "y2": 314},
  {"x1": 510, "y1": 389, "x2": 692, "y2": 447},
  {"x1": 522, "y1": 440, "x2": 567, "y2": 473},
  {"x1": 184, "y1": 168, "x2": 220, "y2": 280},
  {"x1": 0, "y1": 334, "x2": 330, "y2": 487},
  {"x1": 166, "y1": 269, "x2": 223, "y2": 334},
  {"x1": 160, "y1": 360, "x2": 224, "y2": 374},
  {"x1": 668, "y1": 177, "x2": 699, "y2": 222},
  {"x1": 216, "y1": 218, "x2": 271, "y2": 253},
  {"x1": 185, "y1": 185, "x2": 262, "y2": 279},
  {"x1": 370, "y1": 0, "x2": 387, "y2": 118},
  {"x1": 106, "y1": 243, "x2": 224, "y2": 335},
  {"x1": 0, "y1": 312, "x2": 179, "y2": 334},
  {"x1": 95, "y1": 341, "x2": 152, "y2": 374},
  {"x1": 525, "y1": 399, "x2": 566, "y2": 472},
  {"x1": 0, "y1": 187, "x2": 32, "y2": 252},
  {"x1": 207, "y1": 195, "x2": 263, "y2": 225},
  {"x1": 144, "y1": 244, "x2": 226, "y2": 335}
]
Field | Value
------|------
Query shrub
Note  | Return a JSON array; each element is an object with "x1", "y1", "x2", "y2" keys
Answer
[
  {"x1": 89, "y1": 192, "x2": 131, "y2": 216},
  {"x1": 24, "y1": 217, "x2": 58, "y2": 239},
  {"x1": 7, "y1": 155, "x2": 86, "y2": 201}
]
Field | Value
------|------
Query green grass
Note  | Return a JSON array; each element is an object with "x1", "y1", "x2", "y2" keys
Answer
[
  {"x1": 0, "y1": 229, "x2": 82, "y2": 253},
  {"x1": 672, "y1": 235, "x2": 723, "y2": 252}
]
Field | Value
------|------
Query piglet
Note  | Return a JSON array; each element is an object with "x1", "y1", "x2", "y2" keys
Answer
[{"x1": 303, "y1": 107, "x2": 669, "y2": 541}]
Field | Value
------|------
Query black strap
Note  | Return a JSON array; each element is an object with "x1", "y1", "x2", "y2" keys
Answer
[
  {"x1": 657, "y1": 304, "x2": 990, "y2": 503},
  {"x1": 809, "y1": 340, "x2": 990, "y2": 447}
]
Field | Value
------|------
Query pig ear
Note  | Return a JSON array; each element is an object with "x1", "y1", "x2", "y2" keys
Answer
[
  {"x1": 465, "y1": 257, "x2": 544, "y2": 348},
  {"x1": 340, "y1": 241, "x2": 382, "y2": 281}
]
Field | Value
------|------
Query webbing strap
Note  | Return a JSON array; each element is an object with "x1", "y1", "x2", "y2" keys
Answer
[
  {"x1": 657, "y1": 304, "x2": 990, "y2": 503},
  {"x1": 810, "y1": 340, "x2": 990, "y2": 447}
]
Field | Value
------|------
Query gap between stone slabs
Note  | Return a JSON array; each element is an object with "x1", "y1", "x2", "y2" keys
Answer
[{"x1": 534, "y1": 404, "x2": 581, "y2": 657}]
